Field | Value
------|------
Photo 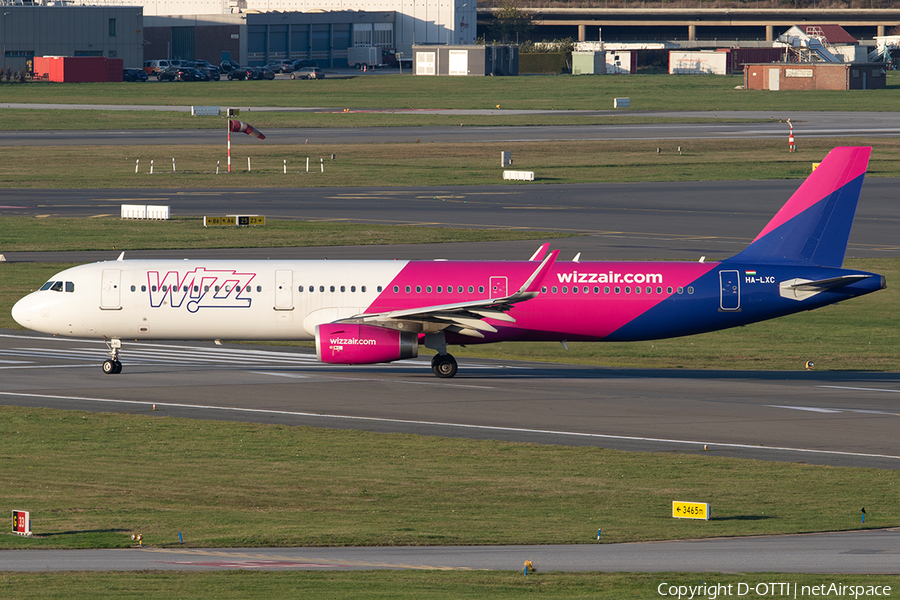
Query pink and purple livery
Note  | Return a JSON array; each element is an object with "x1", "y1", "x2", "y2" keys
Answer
[{"x1": 12, "y1": 147, "x2": 886, "y2": 378}]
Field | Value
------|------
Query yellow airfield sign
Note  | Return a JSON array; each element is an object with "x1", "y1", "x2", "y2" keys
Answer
[{"x1": 672, "y1": 501, "x2": 710, "y2": 520}]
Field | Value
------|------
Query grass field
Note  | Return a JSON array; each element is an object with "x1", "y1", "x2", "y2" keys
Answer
[
  {"x1": 4, "y1": 138, "x2": 900, "y2": 188},
  {"x1": 1, "y1": 406, "x2": 897, "y2": 551},
  {"x1": 1, "y1": 73, "x2": 899, "y2": 113},
  {"x1": 3, "y1": 571, "x2": 897, "y2": 600}
]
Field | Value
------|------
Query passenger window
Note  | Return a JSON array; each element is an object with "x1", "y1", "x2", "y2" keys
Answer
[
  {"x1": 426, "y1": 286, "x2": 432, "y2": 293},
  {"x1": 573, "y1": 286, "x2": 578, "y2": 294},
  {"x1": 351, "y1": 286, "x2": 356, "y2": 292},
  {"x1": 152, "y1": 286, "x2": 158, "y2": 292},
  {"x1": 405, "y1": 285, "x2": 411, "y2": 293},
  {"x1": 193, "y1": 285, "x2": 199, "y2": 293},
  {"x1": 656, "y1": 287, "x2": 662, "y2": 294},
  {"x1": 467, "y1": 286, "x2": 473, "y2": 293},
  {"x1": 615, "y1": 286, "x2": 621, "y2": 294},
  {"x1": 142, "y1": 285, "x2": 147, "y2": 292},
  {"x1": 437, "y1": 286, "x2": 443, "y2": 293},
  {"x1": 215, "y1": 286, "x2": 220, "y2": 292},
  {"x1": 458, "y1": 286, "x2": 464, "y2": 293},
  {"x1": 319, "y1": 286, "x2": 325, "y2": 292},
  {"x1": 562, "y1": 286, "x2": 568, "y2": 294},
  {"x1": 687, "y1": 286, "x2": 694, "y2": 294},
  {"x1": 204, "y1": 285, "x2": 209, "y2": 292},
  {"x1": 299, "y1": 286, "x2": 304, "y2": 292},
  {"x1": 130, "y1": 285, "x2": 136, "y2": 292},
  {"x1": 416, "y1": 286, "x2": 422, "y2": 293},
  {"x1": 393, "y1": 285, "x2": 399, "y2": 293},
  {"x1": 625, "y1": 287, "x2": 631, "y2": 294},
  {"x1": 552, "y1": 286, "x2": 558, "y2": 293},
  {"x1": 593, "y1": 286, "x2": 599, "y2": 294},
  {"x1": 667, "y1": 287, "x2": 673, "y2": 294},
  {"x1": 635, "y1": 286, "x2": 640, "y2": 294},
  {"x1": 583, "y1": 286, "x2": 589, "y2": 294},
  {"x1": 677, "y1": 287, "x2": 684, "y2": 294},
  {"x1": 478, "y1": 286, "x2": 484, "y2": 293},
  {"x1": 257, "y1": 286, "x2": 262, "y2": 292}
]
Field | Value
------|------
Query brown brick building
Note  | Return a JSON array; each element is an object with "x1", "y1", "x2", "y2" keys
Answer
[{"x1": 743, "y1": 62, "x2": 887, "y2": 90}]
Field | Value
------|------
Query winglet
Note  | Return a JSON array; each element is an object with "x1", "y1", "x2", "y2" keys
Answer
[
  {"x1": 518, "y1": 249, "x2": 559, "y2": 295},
  {"x1": 730, "y1": 146, "x2": 871, "y2": 267},
  {"x1": 529, "y1": 243, "x2": 550, "y2": 261}
]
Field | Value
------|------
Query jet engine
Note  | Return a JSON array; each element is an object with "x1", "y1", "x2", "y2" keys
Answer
[{"x1": 315, "y1": 323, "x2": 418, "y2": 365}]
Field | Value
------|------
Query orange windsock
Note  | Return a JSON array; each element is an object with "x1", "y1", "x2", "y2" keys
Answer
[{"x1": 229, "y1": 119, "x2": 265, "y2": 140}]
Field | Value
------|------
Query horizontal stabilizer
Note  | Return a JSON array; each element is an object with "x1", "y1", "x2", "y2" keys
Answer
[{"x1": 779, "y1": 274, "x2": 872, "y2": 301}]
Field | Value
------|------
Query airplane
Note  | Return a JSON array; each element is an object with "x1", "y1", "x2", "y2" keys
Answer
[{"x1": 11, "y1": 146, "x2": 886, "y2": 378}]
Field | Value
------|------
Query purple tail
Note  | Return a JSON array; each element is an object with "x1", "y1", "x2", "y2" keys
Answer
[{"x1": 730, "y1": 146, "x2": 871, "y2": 267}]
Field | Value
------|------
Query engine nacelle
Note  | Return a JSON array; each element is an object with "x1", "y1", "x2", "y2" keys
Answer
[{"x1": 316, "y1": 323, "x2": 418, "y2": 365}]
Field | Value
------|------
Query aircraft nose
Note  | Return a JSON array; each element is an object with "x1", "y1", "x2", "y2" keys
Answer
[{"x1": 11, "y1": 294, "x2": 35, "y2": 328}]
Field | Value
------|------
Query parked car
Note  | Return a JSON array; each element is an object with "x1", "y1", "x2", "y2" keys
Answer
[
  {"x1": 248, "y1": 66, "x2": 275, "y2": 80},
  {"x1": 226, "y1": 67, "x2": 248, "y2": 80},
  {"x1": 291, "y1": 67, "x2": 324, "y2": 80},
  {"x1": 220, "y1": 59, "x2": 241, "y2": 74},
  {"x1": 265, "y1": 60, "x2": 295, "y2": 73},
  {"x1": 123, "y1": 68, "x2": 148, "y2": 82},
  {"x1": 292, "y1": 59, "x2": 318, "y2": 70},
  {"x1": 192, "y1": 59, "x2": 221, "y2": 80},
  {"x1": 157, "y1": 66, "x2": 196, "y2": 82}
]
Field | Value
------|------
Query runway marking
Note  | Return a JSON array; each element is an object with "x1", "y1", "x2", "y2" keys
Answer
[
  {"x1": 770, "y1": 405, "x2": 900, "y2": 417},
  {"x1": 251, "y1": 371, "x2": 310, "y2": 379},
  {"x1": 141, "y1": 547, "x2": 471, "y2": 571},
  {"x1": 819, "y1": 385, "x2": 900, "y2": 394},
  {"x1": 1, "y1": 391, "x2": 898, "y2": 462},
  {"x1": 769, "y1": 405, "x2": 841, "y2": 413}
]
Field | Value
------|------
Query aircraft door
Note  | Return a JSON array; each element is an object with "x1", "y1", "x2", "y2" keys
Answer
[
  {"x1": 274, "y1": 269, "x2": 294, "y2": 310},
  {"x1": 719, "y1": 270, "x2": 740, "y2": 311},
  {"x1": 490, "y1": 276, "x2": 508, "y2": 299},
  {"x1": 100, "y1": 269, "x2": 122, "y2": 310}
]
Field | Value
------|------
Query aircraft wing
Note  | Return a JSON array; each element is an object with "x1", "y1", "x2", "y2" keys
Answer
[{"x1": 343, "y1": 250, "x2": 559, "y2": 338}]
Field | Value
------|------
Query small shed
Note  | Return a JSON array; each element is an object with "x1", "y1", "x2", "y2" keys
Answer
[
  {"x1": 413, "y1": 45, "x2": 518, "y2": 76},
  {"x1": 572, "y1": 51, "x2": 607, "y2": 75},
  {"x1": 743, "y1": 62, "x2": 887, "y2": 90}
]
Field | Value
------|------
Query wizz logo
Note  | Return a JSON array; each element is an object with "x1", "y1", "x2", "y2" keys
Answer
[{"x1": 147, "y1": 268, "x2": 257, "y2": 313}]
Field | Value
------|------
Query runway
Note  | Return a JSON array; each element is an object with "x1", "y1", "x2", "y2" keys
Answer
[
  {"x1": 1, "y1": 178, "x2": 898, "y2": 262},
  {"x1": 2, "y1": 530, "x2": 899, "y2": 573},
  {"x1": 3, "y1": 110, "x2": 900, "y2": 146},
  {"x1": 2, "y1": 332, "x2": 899, "y2": 470}
]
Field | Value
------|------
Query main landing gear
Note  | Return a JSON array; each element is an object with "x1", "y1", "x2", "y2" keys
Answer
[
  {"x1": 102, "y1": 337, "x2": 123, "y2": 375},
  {"x1": 431, "y1": 353, "x2": 458, "y2": 378}
]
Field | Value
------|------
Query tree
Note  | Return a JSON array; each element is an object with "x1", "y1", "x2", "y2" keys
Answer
[{"x1": 488, "y1": 2, "x2": 534, "y2": 44}]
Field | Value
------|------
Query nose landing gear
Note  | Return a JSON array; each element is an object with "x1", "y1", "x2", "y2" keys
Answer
[{"x1": 102, "y1": 337, "x2": 123, "y2": 374}]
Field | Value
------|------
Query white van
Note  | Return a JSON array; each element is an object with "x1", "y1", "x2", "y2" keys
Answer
[{"x1": 143, "y1": 60, "x2": 181, "y2": 75}]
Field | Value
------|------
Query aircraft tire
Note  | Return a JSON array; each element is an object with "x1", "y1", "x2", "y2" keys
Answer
[
  {"x1": 431, "y1": 354, "x2": 458, "y2": 378},
  {"x1": 102, "y1": 359, "x2": 117, "y2": 374}
]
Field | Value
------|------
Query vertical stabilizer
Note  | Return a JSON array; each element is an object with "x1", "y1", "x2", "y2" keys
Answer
[{"x1": 730, "y1": 146, "x2": 871, "y2": 267}]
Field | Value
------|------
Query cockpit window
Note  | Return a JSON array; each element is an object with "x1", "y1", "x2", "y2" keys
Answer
[
  {"x1": 65, "y1": 282, "x2": 75, "y2": 293},
  {"x1": 40, "y1": 281, "x2": 74, "y2": 292},
  {"x1": 49, "y1": 281, "x2": 64, "y2": 292},
  {"x1": 40, "y1": 281, "x2": 55, "y2": 291}
]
